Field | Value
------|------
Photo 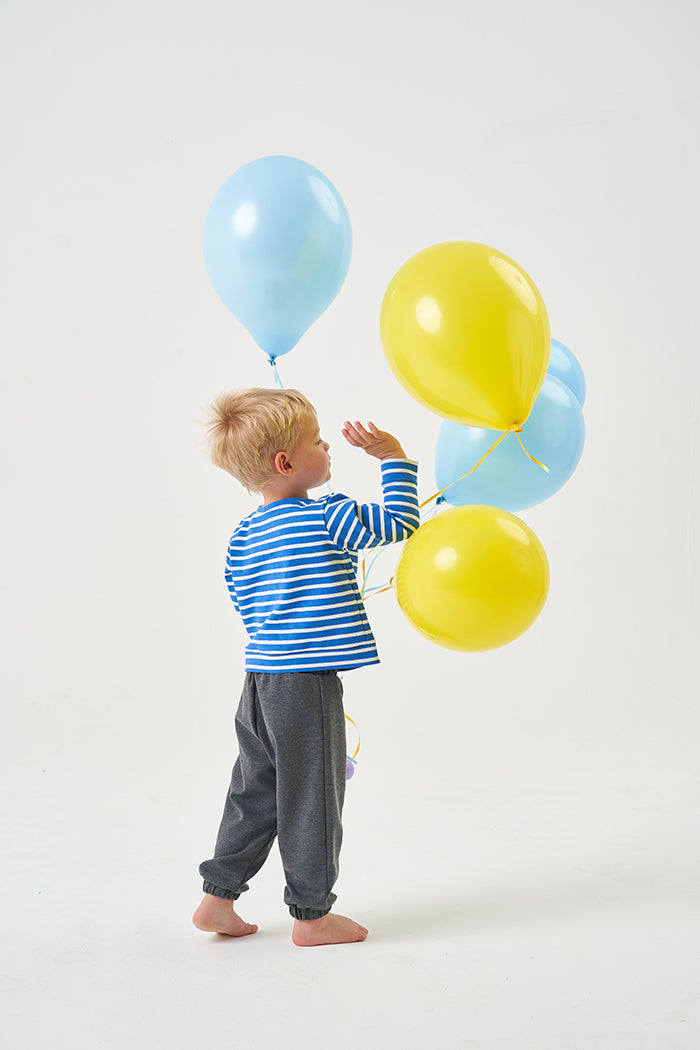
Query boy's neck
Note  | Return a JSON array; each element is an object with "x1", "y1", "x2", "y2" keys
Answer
[{"x1": 260, "y1": 481, "x2": 310, "y2": 505}]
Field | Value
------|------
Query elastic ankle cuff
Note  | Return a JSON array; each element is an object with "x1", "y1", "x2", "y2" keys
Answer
[
  {"x1": 289, "y1": 905, "x2": 331, "y2": 921},
  {"x1": 203, "y1": 881, "x2": 240, "y2": 901}
]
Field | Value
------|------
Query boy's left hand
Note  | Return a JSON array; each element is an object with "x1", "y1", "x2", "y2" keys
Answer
[{"x1": 341, "y1": 421, "x2": 406, "y2": 461}]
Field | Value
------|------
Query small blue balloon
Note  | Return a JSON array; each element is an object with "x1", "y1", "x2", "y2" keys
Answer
[
  {"x1": 203, "y1": 156, "x2": 353, "y2": 359},
  {"x1": 548, "y1": 338, "x2": 586, "y2": 406},
  {"x1": 435, "y1": 376, "x2": 585, "y2": 512},
  {"x1": 346, "y1": 758, "x2": 356, "y2": 781}
]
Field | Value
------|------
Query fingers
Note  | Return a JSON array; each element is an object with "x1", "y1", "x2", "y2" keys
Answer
[
  {"x1": 341, "y1": 420, "x2": 398, "y2": 460},
  {"x1": 341, "y1": 421, "x2": 364, "y2": 447},
  {"x1": 342, "y1": 420, "x2": 375, "y2": 447},
  {"x1": 352, "y1": 420, "x2": 374, "y2": 441}
]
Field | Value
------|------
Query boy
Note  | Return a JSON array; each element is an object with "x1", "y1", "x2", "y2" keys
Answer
[{"x1": 193, "y1": 388, "x2": 419, "y2": 946}]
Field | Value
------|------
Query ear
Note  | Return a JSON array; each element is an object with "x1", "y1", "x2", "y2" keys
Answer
[{"x1": 273, "y1": 451, "x2": 294, "y2": 476}]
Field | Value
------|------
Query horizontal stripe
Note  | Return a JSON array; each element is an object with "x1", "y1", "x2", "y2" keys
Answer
[
  {"x1": 228, "y1": 551, "x2": 350, "y2": 570},
  {"x1": 241, "y1": 609, "x2": 369, "y2": 625},
  {"x1": 229, "y1": 565, "x2": 352, "y2": 586},
  {"x1": 245, "y1": 644, "x2": 378, "y2": 660},
  {"x1": 249, "y1": 633, "x2": 371, "y2": 648},
  {"x1": 232, "y1": 587, "x2": 356, "y2": 604},
  {"x1": 227, "y1": 530, "x2": 329, "y2": 552},
  {"x1": 252, "y1": 611, "x2": 365, "y2": 625},
  {"x1": 253, "y1": 622, "x2": 371, "y2": 636}
]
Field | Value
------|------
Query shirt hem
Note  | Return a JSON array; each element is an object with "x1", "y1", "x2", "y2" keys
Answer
[{"x1": 243, "y1": 657, "x2": 380, "y2": 673}]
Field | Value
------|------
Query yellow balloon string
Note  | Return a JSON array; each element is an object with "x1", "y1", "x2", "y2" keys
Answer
[
  {"x1": 512, "y1": 427, "x2": 550, "y2": 473},
  {"x1": 345, "y1": 714, "x2": 361, "y2": 760},
  {"x1": 419, "y1": 423, "x2": 549, "y2": 510},
  {"x1": 366, "y1": 575, "x2": 395, "y2": 598}
]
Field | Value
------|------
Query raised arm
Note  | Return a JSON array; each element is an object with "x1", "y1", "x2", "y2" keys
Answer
[{"x1": 324, "y1": 421, "x2": 420, "y2": 551}]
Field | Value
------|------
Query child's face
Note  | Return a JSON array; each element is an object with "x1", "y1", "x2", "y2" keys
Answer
[{"x1": 291, "y1": 413, "x2": 331, "y2": 490}]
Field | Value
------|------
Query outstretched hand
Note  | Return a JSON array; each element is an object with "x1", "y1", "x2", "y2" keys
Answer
[{"x1": 341, "y1": 420, "x2": 406, "y2": 461}]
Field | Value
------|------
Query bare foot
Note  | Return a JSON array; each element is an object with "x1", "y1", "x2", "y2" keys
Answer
[
  {"x1": 292, "y1": 913, "x2": 368, "y2": 947},
  {"x1": 192, "y1": 894, "x2": 258, "y2": 937}
]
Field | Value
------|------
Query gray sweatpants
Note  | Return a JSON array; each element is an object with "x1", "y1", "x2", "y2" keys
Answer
[{"x1": 199, "y1": 671, "x2": 347, "y2": 920}]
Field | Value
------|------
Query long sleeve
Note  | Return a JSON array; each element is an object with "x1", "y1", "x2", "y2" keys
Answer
[
  {"x1": 323, "y1": 459, "x2": 420, "y2": 552},
  {"x1": 224, "y1": 565, "x2": 240, "y2": 611}
]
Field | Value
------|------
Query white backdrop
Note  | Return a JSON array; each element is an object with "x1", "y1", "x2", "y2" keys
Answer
[{"x1": 2, "y1": 1, "x2": 699, "y2": 1047}]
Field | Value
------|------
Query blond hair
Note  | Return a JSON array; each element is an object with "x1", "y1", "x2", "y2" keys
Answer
[{"x1": 204, "y1": 387, "x2": 316, "y2": 492}]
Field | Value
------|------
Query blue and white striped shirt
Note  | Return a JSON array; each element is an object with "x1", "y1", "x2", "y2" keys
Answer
[{"x1": 224, "y1": 459, "x2": 420, "y2": 672}]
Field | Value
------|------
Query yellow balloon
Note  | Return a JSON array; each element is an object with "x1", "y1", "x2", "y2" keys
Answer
[
  {"x1": 380, "y1": 242, "x2": 550, "y2": 430},
  {"x1": 395, "y1": 505, "x2": 549, "y2": 651}
]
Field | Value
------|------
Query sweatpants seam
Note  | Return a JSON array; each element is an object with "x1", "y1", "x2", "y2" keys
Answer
[
  {"x1": 237, "y1": 678, "x2": 277, "y2": 891},
  {"x1": 319, "y1": 674, "x2": 332, "y2": 903}
]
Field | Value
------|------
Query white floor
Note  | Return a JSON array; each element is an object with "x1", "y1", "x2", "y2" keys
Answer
[{"x1": 5, "y1": 693, "x2": 699, "y2": 1050}]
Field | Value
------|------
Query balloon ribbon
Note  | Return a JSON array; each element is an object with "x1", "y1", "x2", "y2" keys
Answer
[
  {"x1": 419, "y1": 423, "x2": 549, "y2": 510},
  {"x1": 365, "y1": 576, "x2": 394, "y2": 598},
  {"x1": 268, "y1": 355, "x2": 284, "y2": 389},
  {"x1": 345, "y1": 713, "x2": 361, "y2": 761}
]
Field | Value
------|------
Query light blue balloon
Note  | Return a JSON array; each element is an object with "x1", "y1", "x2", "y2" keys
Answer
[
  {"x1": 548, "y1": 338, "x2": 586, "y2": 405},
  {"x1": 435, "y1": 376, "x2": 585, "y2": 512},
  {"x1": 203, "y1": 156, "x2": 352, "y2": 359}
]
